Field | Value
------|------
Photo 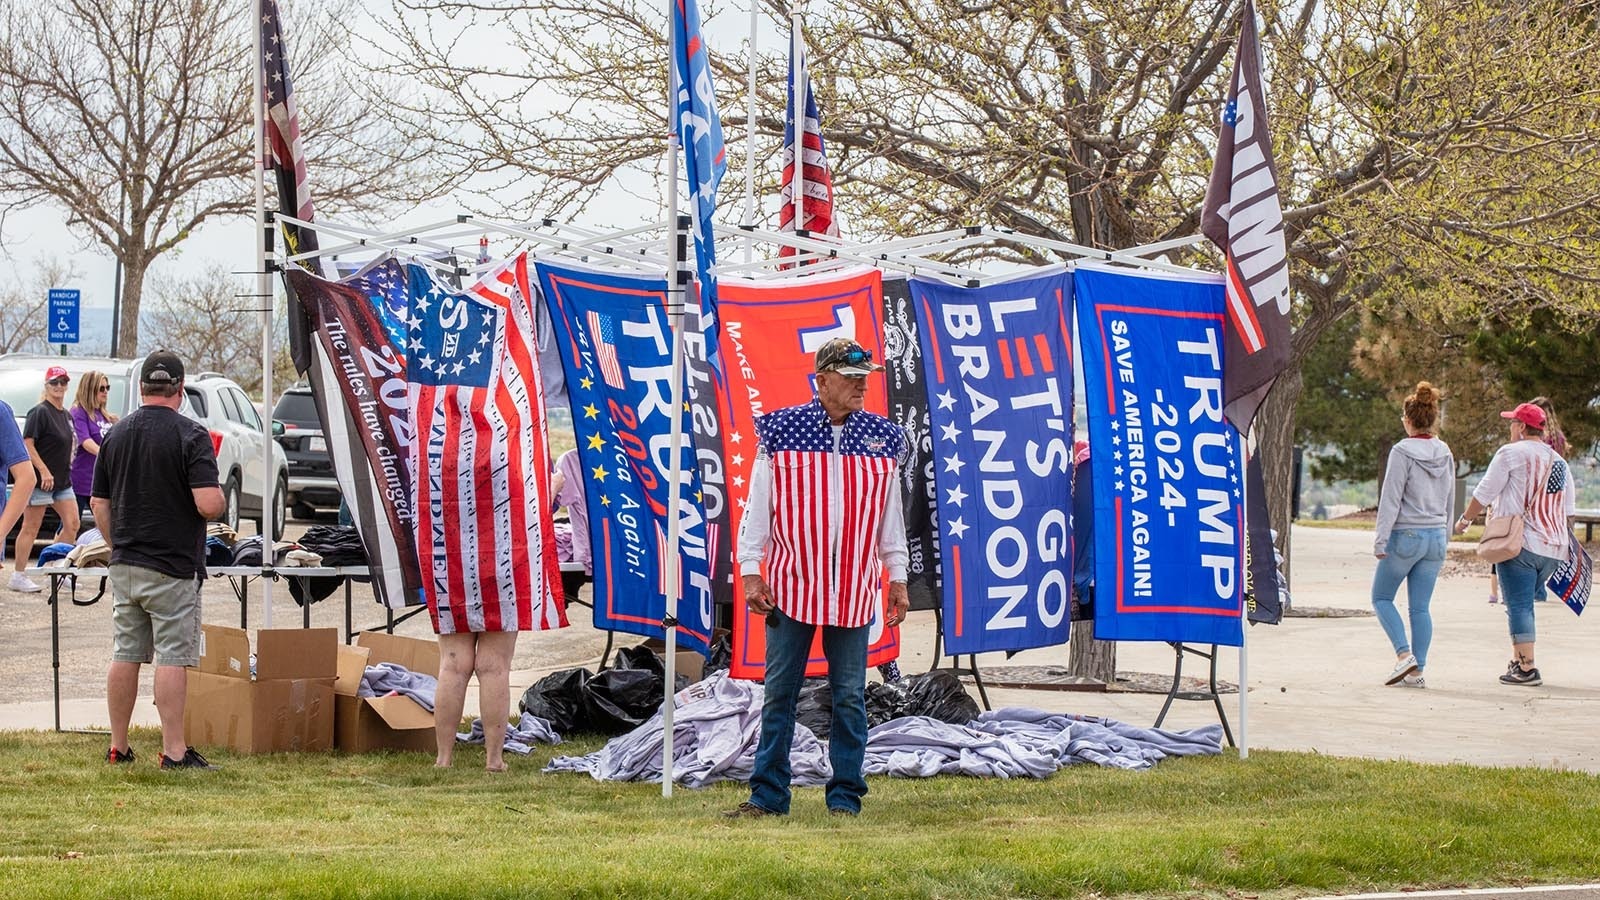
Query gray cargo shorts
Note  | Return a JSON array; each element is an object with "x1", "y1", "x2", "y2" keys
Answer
[{"x1": 110, "y1": 564, "x2": 203, "y2": 667}]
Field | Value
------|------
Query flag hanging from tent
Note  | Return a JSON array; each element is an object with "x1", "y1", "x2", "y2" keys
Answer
[
  {"x1": 670, "y1": 0, "x2": 728, "y2": 374},
  {"x1": 1201, "y1": 0, "x2": 1291, "y2": 435},
  {"x1": 411, "y1": 255, "x2": 567, "y2": 634},
  {"x1": 778, "y1": 32, "x2": 839, "y2": 262}
]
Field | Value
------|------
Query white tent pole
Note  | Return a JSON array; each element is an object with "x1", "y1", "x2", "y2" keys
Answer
[
  {"x1": 741, "y1": 0, "x2": 759, "y2": 263},
  {"x1": 253, "y1": 0, "x2": 275, "y2": 627},
  {"x1": 660, "y1": 0, "x2": 684, "y2": 798},
  {"x1": 789, "y1": 3, "x2": 805, "y2": 238},
  {"x1": 1238, "y1": 428, "x2": 1251, "y2": 759}
]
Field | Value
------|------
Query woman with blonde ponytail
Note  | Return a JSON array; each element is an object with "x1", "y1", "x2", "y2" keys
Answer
[{"x1": 1371, "y1": 382, "x2": 1455, "y2": 688}]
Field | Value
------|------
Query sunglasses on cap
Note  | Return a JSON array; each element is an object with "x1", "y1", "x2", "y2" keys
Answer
[{"x1": 834, "y1": 347, "x2": 874, "y2": 367}]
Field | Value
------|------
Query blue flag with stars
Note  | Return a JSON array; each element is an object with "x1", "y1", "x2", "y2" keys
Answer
[
  {"x1": 534, "y1": 261, "x2": 715, "y2": 655},
  {"x1": 1074, "y1": 264, "x2": 1244, "y2": 646},
  {"x1": 404, "y1": 265, "x2": 499, "y2": 388},
  {"x1": 910, "y1": 272, "x2": 1076, "y2": 655}
]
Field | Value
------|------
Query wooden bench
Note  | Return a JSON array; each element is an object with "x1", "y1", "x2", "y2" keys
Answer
[{"x1": 1575, "y1": 508, "x2": 1600, "y2": 542}]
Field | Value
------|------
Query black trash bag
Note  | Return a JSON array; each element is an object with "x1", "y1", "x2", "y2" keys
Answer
[
  {"x1": 581, "y1": 667, "x2": 663, "y2": 734},
  {"x1": 864, "y1": 680, "x2": 911, "y2": 728},
  {"x1": 900, "y1": 670, "x2": 980, "y2": 725},
  {"x1": 519, "y1": 667, "x2": 592, "y2": 734},
  {"x1": 704, "y1": 631, "x2": 732, "y2": 676},
  {"x1": 794, "y1": 678, "x2": 832, "y2": 739},
  {"x1": 613, "y1": 643, "x2": 665, "y2": 678}
]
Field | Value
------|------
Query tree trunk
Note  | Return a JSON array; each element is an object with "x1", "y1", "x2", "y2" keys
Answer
[
  {"x1": 117, "y1": 255, "x2": 150, "y2": 356},
  {"x1": 1066, "y1": 619, "x2": 1116, "y2": 683}
]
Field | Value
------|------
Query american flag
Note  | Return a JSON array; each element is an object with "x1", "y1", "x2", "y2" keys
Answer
[
  {"x1": 261, "y1": 0, "x2": 318, "y2": 294},
  {"x1": 408, "y1": 255, "x2": 567, "y2": 634},
  {"x1": 585, "y1": 310, "x2": 626, "y2": 389},
  {"x1": 778, "y1": 35, "x2": 839, "y2": 260}
]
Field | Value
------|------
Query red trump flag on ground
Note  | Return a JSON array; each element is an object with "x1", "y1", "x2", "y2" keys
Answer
[{"x1": 1202, "y1": 0, "x2": 1291, "y2": 434}]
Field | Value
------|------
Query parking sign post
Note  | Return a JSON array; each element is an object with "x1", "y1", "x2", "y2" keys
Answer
[{"x1": 47, "y1": 288, "x2": 81, "y2": 347}]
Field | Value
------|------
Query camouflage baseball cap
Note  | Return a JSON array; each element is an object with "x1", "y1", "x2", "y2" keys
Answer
[{"x1": 814, "y1": 338, "x2": 884, "y2": 376}]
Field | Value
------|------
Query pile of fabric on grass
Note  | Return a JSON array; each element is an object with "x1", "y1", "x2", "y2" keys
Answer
[{"x1": 544, "y1": 671, "x2": 1223, "y2": 786}]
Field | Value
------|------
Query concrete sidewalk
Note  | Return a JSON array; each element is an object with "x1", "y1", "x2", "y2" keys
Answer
[{"x1": 5, "y1": 525, "x2": 1598, "y2": 772}]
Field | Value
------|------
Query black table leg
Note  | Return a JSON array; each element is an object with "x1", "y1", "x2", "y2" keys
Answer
[{"x1": 50, "y1": 576, "x2": 62, "y2": 733}]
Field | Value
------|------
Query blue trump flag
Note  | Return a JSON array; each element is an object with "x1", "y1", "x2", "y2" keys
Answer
[
  {"x1": 536, "y1": 261, "x2": 715, "y2": 655},
  {"x1": 671, "y1": 0, "x2": 727, "y2": 375},
  {"x1": 910, "y1": 272, "x2": 1075, "y2": 655},
  {"x1": 1074, "y1": 264, "x2": 1244, "y2": 646}
]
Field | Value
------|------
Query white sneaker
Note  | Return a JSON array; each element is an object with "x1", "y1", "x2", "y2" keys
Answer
[
  {"x1": 1385, "y1": 654, "x2": 1419, "y2": 685},
  {"x1": 1399, "y1": 673, "x2": 1426, "y2": 689},
  {"x1": 8, "y1": 572, "x2": 41, "y2": 593}
]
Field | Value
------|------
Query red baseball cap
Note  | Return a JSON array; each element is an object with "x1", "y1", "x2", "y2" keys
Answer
[
  {"x1": 1500, "y1": 402, "x2": 1546, "y2": 429},
  {"x1": 45, "y1": 365, "x2": 68, "y2": 382}
]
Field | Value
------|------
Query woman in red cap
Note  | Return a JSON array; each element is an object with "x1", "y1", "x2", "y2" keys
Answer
[
  {"x1": 1455, "y1": 401, "x2": 1577, "y2": 686},
  {"x1": 9, "y1": 366, "x2": 81, "y2": 592}
]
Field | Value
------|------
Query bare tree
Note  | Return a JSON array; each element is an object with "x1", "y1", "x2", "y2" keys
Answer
[
  {"x1": 0, "y1": 256, "x2": 81, "y2": 353},
  {"x1": 383, "y1": 0, "x2": 1600, "y2": 678},
  {"x1": 143, "y1": 264, "x2": 297, "y2": 396},
  {"x1": 0, "y1": 0, "x2": 467, "y2": 355}
]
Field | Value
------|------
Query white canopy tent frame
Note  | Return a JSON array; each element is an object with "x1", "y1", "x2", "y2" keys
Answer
[{"x1": 270, "y1": 209, "x2": 1252, "y2": 765}]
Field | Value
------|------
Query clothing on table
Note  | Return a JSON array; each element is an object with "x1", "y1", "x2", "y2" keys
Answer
[
  {"x1": 1373, "y1": 435, "x2": 1454, "y2": 556},
  {"x1": 24, "y1": 402, "x2": 74, "y2": 491},
  {"x1": 736, "y1": 398, "x2": 908, "y2": 627},
  {"x1": 91, "y1": 405, "x2": 220, "y2": 579},
  {"x1": 69, "y1": 405, "x2": 113, "y2": 497},
  {"x1": 1470, "y1": 440, "x2": 1577, "y2": 561}
]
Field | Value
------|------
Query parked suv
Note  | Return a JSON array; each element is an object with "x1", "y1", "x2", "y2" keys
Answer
[
  {"x1": 271, "y1": 384, "x2": 341, "y2": 520},
  {"x1": 183, "y1": 373, "x2": 289, "y2": 539}
]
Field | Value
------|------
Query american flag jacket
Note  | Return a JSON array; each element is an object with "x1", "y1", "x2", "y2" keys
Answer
[{"x1": 738, "y1": 399, "x2": 909, "y2": 627}]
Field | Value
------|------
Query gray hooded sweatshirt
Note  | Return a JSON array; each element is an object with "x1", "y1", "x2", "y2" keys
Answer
[{"x1": 1374, "y1": 436, "x2": 1456, "y2": 555}]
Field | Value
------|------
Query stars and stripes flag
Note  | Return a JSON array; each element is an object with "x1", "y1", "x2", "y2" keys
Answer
[
  {"x1": 586, "y1": 310, "x2": 626, "y2": 389},
  {"x1": 778, "y1": 33, "x2": 839, "y2": 263},
  {"x1": 1201, "y1": 0, "x2": 1292, "y2": 435},
  {"x1": 260, "y1": 0, "x2": 320, "y2": 372},
  {"x1": 409, "y1": 254, "x2": 567, "y2": 634},
  {"x1": 671, "y1": 0, "x2": 727, "y2": 375},
  {"x1": 1549, "y1": 533, "x2": 1591, "y2": 616}
]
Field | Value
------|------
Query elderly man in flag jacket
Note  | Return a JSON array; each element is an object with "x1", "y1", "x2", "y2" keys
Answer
[{"x1": 725, "y1": 338, "x2": 911, "y2": 818}]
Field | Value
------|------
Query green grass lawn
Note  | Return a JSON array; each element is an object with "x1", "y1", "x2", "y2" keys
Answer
[{"x1": 2, "y1": 730, "x2": 1598, "y2": 898}]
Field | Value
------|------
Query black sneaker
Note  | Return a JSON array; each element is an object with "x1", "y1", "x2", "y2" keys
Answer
[
  {"x1": 1499, "y1": 665, "x2": 1542, "y2": 686},
  {"x1": 159, "y1": 747, "x2": 220, "y2": 770},
  {"x1": 721, "y1": 801, "x2": 779, "y2": 819},
  {"x1": 106, "y1": 746, "x2": 135, "y2": 765}
]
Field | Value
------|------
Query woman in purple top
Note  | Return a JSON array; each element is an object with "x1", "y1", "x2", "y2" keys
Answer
[{"x1": 69, "y1": 370, "x2": 118, "y2": 513}]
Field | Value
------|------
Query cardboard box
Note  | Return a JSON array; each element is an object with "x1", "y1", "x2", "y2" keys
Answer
[
  {"x1": 640, "y1": 629, "x2": 725, "y2": 682},
  {"x1": 185, "y1": 626, "x2": 338, "y2": 754},
  {"x1": 334, "y1": 632, "x2": 441, "y2": 753}
]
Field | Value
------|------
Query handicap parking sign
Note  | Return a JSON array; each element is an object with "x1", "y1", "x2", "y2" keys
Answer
[{"x1": 48, "y1": 288, "x2": 79, "y2": 344}]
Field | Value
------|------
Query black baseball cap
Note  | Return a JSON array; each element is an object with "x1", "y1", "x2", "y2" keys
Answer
[
  {"x1": 814, "y1": 338, "x2": 884, "y2": 376},
  {"x1": 141, "y1": 350, "x2": 185, "y2": 384}
]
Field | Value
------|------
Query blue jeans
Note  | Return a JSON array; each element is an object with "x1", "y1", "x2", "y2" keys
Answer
[
  {"x1": 1497, "y1": 547, "x2": 1561, "y2": 644},
  {"x1": 748, "y1": 609, "x2": 870, "y2": 815},
  {"x1": 1371, "y1": 527, "x2": 1446, "y2": 669}
]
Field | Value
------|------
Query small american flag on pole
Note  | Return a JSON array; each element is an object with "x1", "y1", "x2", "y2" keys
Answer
[
  {"x1": 586, "y1": 310, "x2": 626, "y2": 389},
  {"x1": 778, "y1": 34, "x2": 839, "y2": 260}
]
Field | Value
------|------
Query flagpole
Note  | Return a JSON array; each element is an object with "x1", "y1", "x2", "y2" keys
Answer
[
  {"x1": 789, "y1": 2, "x2": 805, "y2": 238},
  {"x1": 1238, "y1": 429, "x2": 1251, "y2": 759},
  {"x1": 661, "y1": 0, "x2": 685, "y2": 798},
  {"x1": 741, "y1": 0, "x2": 759, "y2": 264},
  {"x1": 254, "y1": 0, "x2": 276, "y2": 627}
]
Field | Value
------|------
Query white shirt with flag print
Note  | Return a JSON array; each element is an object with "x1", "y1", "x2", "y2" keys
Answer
[
  {"x1": 737, "y1": 399, "x2": 908, "y2": 628},
  {"x1": 1472, "y1": 439, "x2": 1577, "y2": 560}
]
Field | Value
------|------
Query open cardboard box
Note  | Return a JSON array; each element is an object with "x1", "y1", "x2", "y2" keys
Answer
[
  {"x1": 185, "y1": 625, "x2": 338, "y2": 754},
  {"x1": 639, "y1": 627, "x2": 726, "y2": 682},
  {"x1": 334, "y1": 632, "x2": 441, "y2": 753}
]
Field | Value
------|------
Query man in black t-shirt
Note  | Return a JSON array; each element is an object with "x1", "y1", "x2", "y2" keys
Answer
[{"x1": 91, "y1": 350, "x2": 225, "y2": 770}]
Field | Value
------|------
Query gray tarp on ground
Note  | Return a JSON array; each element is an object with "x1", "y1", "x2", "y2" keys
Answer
[{"x1": 544, "y1": 672, "x2": 1222, "y2": 786}]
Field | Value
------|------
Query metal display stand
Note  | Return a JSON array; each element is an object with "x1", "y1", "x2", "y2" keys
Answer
[
  {"x1": 1152, "y1": 642, "x2": 1235, "y2": 747},
  {"x1": 927, "y1": 606, "x2": 992, "y2": 711}
]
